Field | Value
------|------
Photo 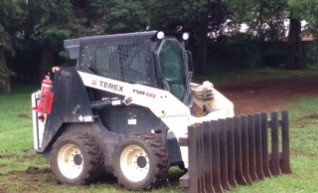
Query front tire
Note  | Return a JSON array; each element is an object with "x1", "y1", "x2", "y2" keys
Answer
[
  {"x1": 113, "y1": 134, "x2": 169, "y2": 190},
  {"x1": 50, "y1": 131, "x2": 102, "y2": 185}
]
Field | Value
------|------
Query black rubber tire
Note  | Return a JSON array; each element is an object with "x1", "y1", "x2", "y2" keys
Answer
[
  {"x1": 50, "y1": 131, "x2": 103, "y2": 185},
  {"x1": 113, "y1": 133, "x2": 169, "y2": 191}
]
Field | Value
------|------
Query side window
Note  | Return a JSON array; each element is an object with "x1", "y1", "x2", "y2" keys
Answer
[
  {"x1": 81, "y1": 45, "x2": 93, "y2": 67},
  {"x1": 80, "y1": 41, "x2": 156, "y2": 86},
  {"x1": 95, "y1": 45, "x2": 121, "y2": 80},
  {"x1": 117, "y1": 44, "x2": 148, "y2": 83}
]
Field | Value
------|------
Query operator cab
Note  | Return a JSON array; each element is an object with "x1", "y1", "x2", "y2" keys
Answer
[{"x1": 64, "y1": 31, "x2": 193, "y2": 106}]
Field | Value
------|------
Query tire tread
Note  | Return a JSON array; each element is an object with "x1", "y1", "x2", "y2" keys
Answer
[
  {"x1": 51, "y1": 131, "x2": 103, "y2": 185},
  {"x1": 114, "y1": 133, "x2": 169, "y2": 190}
]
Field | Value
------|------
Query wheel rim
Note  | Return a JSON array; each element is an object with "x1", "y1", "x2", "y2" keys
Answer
[
  {"x1": 120, "y1": 145, "x2": 150, "y2": 182},
  {"x1": 57, "y1": 143, "x2": 84, "y2": 179}
]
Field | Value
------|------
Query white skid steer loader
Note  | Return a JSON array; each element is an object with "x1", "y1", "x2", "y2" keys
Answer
[{"x1": 31, "y1": 31, "x2": 238, "y2": 191}]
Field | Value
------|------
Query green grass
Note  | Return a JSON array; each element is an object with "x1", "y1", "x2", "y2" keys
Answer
[
  {"x1": 1, "y1": 67, "x2": 318, "y2": 192},
  {"x1": 197, "y1": 64, "x2": 318, "y2": 84},
  {"x1": 230, "y1": 96, "x2": 318, "y2": 193},
  {"x1": 0, "y1": 90, "x2": 42, "y2": 173},
  {"x1": 0, "y1": 88, "x2": 184, "y2": 193}
]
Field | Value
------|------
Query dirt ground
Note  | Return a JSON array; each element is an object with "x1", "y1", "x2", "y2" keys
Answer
[{"x1": 216, "y1": 76, "x2": 318, "y2": 115}]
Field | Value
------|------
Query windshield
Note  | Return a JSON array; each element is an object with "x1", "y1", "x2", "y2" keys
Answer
[{"x1": 159, "y1": 39, "x2": 187, "y2": 100}]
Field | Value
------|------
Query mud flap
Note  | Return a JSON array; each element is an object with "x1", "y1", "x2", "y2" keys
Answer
[{"x1": 179, "y1": 111, "x2": 292, "y2": 193}]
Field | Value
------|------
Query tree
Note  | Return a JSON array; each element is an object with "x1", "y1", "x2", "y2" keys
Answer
[
  {"x1": 225, "y1": 0, "x2": 312, "y2": 69},
  {"x1": 10, "y1": 0, "x2": 318, "y2": 84},
  {"x1": 224, "y1": 0, "x2": 288, "y2": 41},
  {"x1": 287, "y1": 17, "x2": 304, "y2": 69},
  {"x1": 103, "y1": 0, "x2": 148, "y2": 33},
  {"x1": 144, "y1": 0, "x2": 228, "y2": 75},
  {"x1": 288, "y1": 0, "x2": 318, "y2": 35},
  {"x1": 35, "y1": 0, "x2": 81, "y2": 77},
  {"x1": 191, "y1": 1, "x2": 228, "y2": 75},
  {"x1": 17, "y1": 0, "x2": 149, "y2": 80},
  {"x1": 287, "y1": 0, "x2": 318, "y2": 69},
  {"x1": 0, "y1": 0, "x2": 22, "y2": 93}
]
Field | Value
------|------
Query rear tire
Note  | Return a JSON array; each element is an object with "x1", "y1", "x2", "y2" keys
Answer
[
  {"x1": 113, "y1": 134, "x2": 169, "y2": 190},
  {"x1": 50, "y1": 131, "x2": 102, "y2": 185}
]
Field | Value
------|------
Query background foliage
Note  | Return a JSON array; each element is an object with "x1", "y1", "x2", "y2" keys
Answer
[{"x1": 1, "y1": 0, "x2": 318, "y2": 93}]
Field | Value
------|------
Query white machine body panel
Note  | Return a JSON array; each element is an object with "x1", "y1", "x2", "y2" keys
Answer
[
  {"x1": 31, "y1": 91, "x2": 46, "y2": 150},
  {"x1": 78, "y1": 71, "x2": 234, "y2": 168}
]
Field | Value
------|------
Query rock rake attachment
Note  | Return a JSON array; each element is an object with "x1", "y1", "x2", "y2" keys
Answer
[{"x1": 180, "y1": 111, "x2": 292, "y2": 193}]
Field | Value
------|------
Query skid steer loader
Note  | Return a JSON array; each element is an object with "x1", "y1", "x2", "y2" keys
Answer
[{"x1": 31, "y1": 31, "x2": 291, "y2": 192}]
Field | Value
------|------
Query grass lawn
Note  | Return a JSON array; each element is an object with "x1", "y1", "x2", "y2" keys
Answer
[
  {"x1": 198, "y1": 64, "x2": 318, "y2": 84},
  {"x1": 1, "y1": 67, "x2": 318, "y2": 193},
  {"x1": 231, "y1": 96, "x2": 318, "y2": 193}
]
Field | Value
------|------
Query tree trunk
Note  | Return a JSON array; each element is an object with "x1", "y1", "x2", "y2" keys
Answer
[
  {"x1": 287, "y1": 17, "x2": 305, "y2": 69},
  {"x1": 0, "y1": 47, "x2": 11, "y2": 93},
  {"x1": 195, "y1": 17, "x2": 209, "y2": 76},
  {"x1": 39, "y1": 47, "x2": 55, "y2": 82}
]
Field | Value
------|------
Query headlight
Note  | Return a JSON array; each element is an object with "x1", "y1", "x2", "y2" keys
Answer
[
  {"x1": 182, "y1": 32, "x2": 190, "y2": 40},
  {"x1": 156, "y1": 31, "x2": 165, "y2": 40}
]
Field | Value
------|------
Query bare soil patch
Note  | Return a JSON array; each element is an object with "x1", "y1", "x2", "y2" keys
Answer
[
  {"x1": 304, "y1": 113, "x2": 318, "y2": 119},
  {"x1": 217, "y1": 76, "x2": 318, "y2": 115}
]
